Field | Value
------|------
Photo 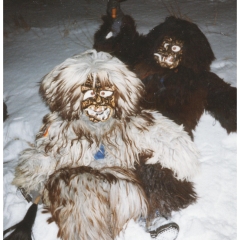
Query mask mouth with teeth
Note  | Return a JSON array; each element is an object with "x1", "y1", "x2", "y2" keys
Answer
[
  {"x1": 85, "y1": 105, "x2": 112, "y2": 122},
  {"x1": 81, "y1": 77, "x2": 115, "y2": 123},
  {"x1": 154, "y1": 37, "x2": 184, "y2": 69}
]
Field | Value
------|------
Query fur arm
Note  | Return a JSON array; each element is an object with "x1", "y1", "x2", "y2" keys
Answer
[
  {"x1": 142, "y1": 111, "x2": 200, "y2": 181},
  {"x1": 203, "y1": 72, "x2": 237, "y2": 133},
  {"x1": 93, "y1": 15, "x2": 140, "y2": 66},
  {"x1": 12, "y1": 147, "x2": 56, "y2": 194}
]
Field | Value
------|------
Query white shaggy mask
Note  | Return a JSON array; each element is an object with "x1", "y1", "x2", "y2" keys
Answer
[{"x1": 40, "y1": 50, "x2": 144, "y2": 122}]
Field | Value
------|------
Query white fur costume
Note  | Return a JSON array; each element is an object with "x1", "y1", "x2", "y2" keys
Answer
[{"x1": 13, "y1": 50, "x2": 200, "y2": 240}]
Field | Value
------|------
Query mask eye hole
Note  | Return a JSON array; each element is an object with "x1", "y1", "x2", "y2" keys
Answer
[
  {"x1": 164, "y1": 43, "x2": 169, "y2": 49},
  {"x1": 172, "y1": 45, "x2": 181, "y2": 52},
  {"x1": 83, "y1": 90, "x2": 95, "y2": 100},
  {"x1": 100, "y1": 90, "x2": 113, "y2": 98}
]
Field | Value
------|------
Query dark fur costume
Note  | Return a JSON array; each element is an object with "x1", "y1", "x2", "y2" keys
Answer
[
  {"x1": 135, "y1": 159, "x2": 197, "y2": 219},
  {"x1": 94, "y1": 10, "x2": 237, "y2": 139},
  {"x1": 93, "y1": 3, "x2": 236, "y2": 223}
]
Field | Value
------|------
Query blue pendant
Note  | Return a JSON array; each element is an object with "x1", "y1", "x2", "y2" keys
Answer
[{"x1": 94, "y1": 144, "x2": 105, "y2": 160}]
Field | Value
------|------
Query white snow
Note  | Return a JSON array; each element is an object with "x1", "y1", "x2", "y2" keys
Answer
[{"x1": 3, "y1": 0, "x2": 237, "y2": 239}]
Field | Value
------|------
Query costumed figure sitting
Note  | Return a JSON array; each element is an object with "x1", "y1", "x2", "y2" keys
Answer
[
  {"x1": 94, "y1": 0, "x2": 237, "y2": 139},
  {"x1": 5, "y1": 50, "x2": 200, "y2": 240}
]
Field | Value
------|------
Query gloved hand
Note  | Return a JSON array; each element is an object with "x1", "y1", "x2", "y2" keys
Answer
[
  {"x1": 107, "y1": 0, "x2": 124, "y2": 20},
  {"x1": 18, "y1": 187, "x2": 43, "y2": 204},
  {"x1": 106, "y1": 0, "x2": 126, "y2": 37}
]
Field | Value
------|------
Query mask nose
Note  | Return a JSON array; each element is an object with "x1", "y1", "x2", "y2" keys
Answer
[
  {"x1": 96, "y1": 94, "x2": 102, "y2": 103},
  {"x1": 163, "y1": 47, "x2": 172, "y2": 55}
]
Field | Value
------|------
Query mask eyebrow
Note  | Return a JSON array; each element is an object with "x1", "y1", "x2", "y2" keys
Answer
[
  {"x1": 103, "y1": 86, "x2": 115, "y2": 91},
  {"x1": 81, "y1": 85, "x2": 92, "y2": 92}
]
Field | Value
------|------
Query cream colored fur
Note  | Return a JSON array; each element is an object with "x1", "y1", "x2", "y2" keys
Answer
[
  {"x1": 12, "y1": 50, "x2": 200, "y2": 240},
  {"x1": 43, "y1": 167, "x2": 148, "y2": 240},
  {"x1": 13, "y1": 110, "x2": 199, "y2": 193}
]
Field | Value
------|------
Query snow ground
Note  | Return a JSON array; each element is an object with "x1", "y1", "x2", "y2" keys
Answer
[{"x1": 3, "y1": 0, "x2": 237, "y2": 239}]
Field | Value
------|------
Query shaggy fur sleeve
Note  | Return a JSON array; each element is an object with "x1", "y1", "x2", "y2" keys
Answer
[
  {"x1": 140, "y1": 111, "x2": 200, "y2": 181},
  {"x1": 203, "y1": 71, "x2": 237, "y2": 133},
  {"x1": 12, "y1": 148, "x2": 56, "y2": 194},
  {"x1": 93, "y1": 15, "x2": 141, "y2": 66}
]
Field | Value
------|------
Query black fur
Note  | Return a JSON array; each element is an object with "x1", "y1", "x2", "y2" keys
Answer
[
  {"x1": 135, "y1": 161, "x2": 197, "y2": 219},
  {"x1": 93, "y1": 2, "x2": 236, "y2": 220},
  {"x1": 3, "y1": 203, "x2": 37, "y2": 240},
  {"x1": 146, "y1": 16, "x2": 215, "y2": 73},
  {"x1": 94, "y1": 11, "x2": 236, "y2": 139},
  {"x1": 94, "y1": 14, "x2": 141, "y2": 67}
]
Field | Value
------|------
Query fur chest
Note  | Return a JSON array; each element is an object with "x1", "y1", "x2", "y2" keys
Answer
[
  {"x1": 142, "y1": 69, "x2": 207, "y2": 110},
  {"x1": 36, "y1": 114, "x2": 145, "y2": 170}
]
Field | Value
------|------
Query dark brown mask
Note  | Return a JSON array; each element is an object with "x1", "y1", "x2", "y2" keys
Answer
[{"x1": 154, "y1": 37, "x2": 184, "y2": 69}]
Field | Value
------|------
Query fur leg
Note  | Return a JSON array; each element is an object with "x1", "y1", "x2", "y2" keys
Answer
[
  {"x1": 43, "y1": 166, "x2": 148, "y2": 240},
  {"x1": 135, "y1": 161, "x2": 197, "y2": 220}
]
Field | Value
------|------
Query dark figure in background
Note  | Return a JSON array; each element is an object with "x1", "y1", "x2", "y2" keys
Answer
[{"x1": 94, "y1": 0, "x2": 236, "y2": 140}]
